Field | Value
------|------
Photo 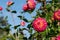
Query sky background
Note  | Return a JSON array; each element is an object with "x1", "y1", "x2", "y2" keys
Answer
[{"x1": 0, "y1": 0, "x2": 51, "y2": 38}]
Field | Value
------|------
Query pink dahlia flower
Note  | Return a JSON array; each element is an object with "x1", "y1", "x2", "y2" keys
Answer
[
  {"x1": 0, "y1": 6, "x2": 3, "y2": 11},
  {"x1": 7, "y1": 1, "x2": 13, "y2": 6},
  {"x1": 27, "y1": 0, "x2": 36, "y2": 10},
  {"x1": 54, "y1": 9, "x2": 60, "y2": 20},
  {"x1": 50, "y1": 37, "x2": 56, "y2": 40},
  {"x1": 23, "y1": 4, "x2": 28, "y2": 11},
  {"x1": 32, "y1": 17, "x2": 47, "y2": 32},
  {"x1": 56, "y1": 35, "x2": 60, "y2": 40},
  {"x1": 27, "y1": 0, "x2": 34, "y2": 1}
]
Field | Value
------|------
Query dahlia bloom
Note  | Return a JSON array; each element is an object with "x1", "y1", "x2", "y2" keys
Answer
[
  {"x1": 7, "y1": 1, "x2": 13, "y2": 6},
  {"x1": 27, "y1": 0, "x2": 36, "y2": 10},
  {"x1": 54, "y1": 9, "x2": 60, "y2": 20},
  {"x1": 50, "y1": 37, "x2": 56, "y2": 40},
  {"x1": 20, "y1": 21, "x2": 25, "y2": 26},
  {"x1": 0, "y1": 6, "x2": 3, "y2": 11},
  {"x1": 23, "y1": 4, "x2": 28, "y2": 11},
  {"x1": 32, "y1": 17, "x2": 47, "y2": 32},
  {"x1": 56, "y1": 35, "x2": 60, "y2": 40},
  {"x1": 27, "y1": 0, "x2": 34, "y2": 1}
]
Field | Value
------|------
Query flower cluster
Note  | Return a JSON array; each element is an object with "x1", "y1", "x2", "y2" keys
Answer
[{"x1": 23, "y1": 0, "x2": 36, "y2": 11}]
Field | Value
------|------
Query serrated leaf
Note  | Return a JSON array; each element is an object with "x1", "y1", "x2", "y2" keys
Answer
[
  {"x1": 18, "y1": 16, "x2": 22, "y2": 19},
  {"x1": 21, "y1": 28, "x2": 27, "y2": 30},
  {"x1": 46, "y1": 4, "x2": 51, "y2": 8},
  {"x1": 29, "y1": 28, "x2": 32, "y2": 34},
  {"x1": 27, "y1": 23, "x2": 32, "y2": 29},
  {"x1": 18, "y1": 16, "x2": 28, "y2": 22},
  {"x1": 11, "y1": 10, "x2": 17, "y2": 13},
  {"x1": 14, "y1": 25, "x2": 20, "y2": 29},
  {"x1": 21, "y1": 28, "x2": 28, "y2": 31},
  {"x1": 6, "y1": 8, "x2": 11, "y2": 12},
  {"x1": 23, "y1": 18, "x2": 28, "y2": 22}
]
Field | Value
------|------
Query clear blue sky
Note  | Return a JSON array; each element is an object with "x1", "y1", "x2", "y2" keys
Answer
[{"x1": 0, "y1": 0, "x2": 51, "y2": 38}]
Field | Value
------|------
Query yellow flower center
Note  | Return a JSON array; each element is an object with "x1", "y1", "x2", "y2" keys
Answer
[{"x1": 37, "y1": 20, "x2": 43, "y2": 28}]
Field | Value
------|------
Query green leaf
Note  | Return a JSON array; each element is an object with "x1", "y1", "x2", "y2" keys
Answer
[
  {"x1": 11, "y1": 10, "x2": 17, "y2": 13},
  {"x1": 28, "y1": 34, "x2": 33, "y2": 40},
  {"x1": 6, "y1": 8, "x2": 11, "y2": 12},
  {"x1": 29, "y1": 28, "x2": 33, "y2": 34},
  {"x1": 23, "y1": 37, "x2": 27, "y2": 40},
  {"x1": 54, "y1": 0, "x2": 58, "y2": 3},
  {"x1": 21, "y1": 28, "x2": 27, "y2": 31},
  {"x1": 4, "y1": 26, "x2": 10, "y2": 33},
  {"x1": 46, "y1": 4, "x2": 51, "y2": 8},
  {"x1": 46, "y1": 3, "x2": 52, "y2": 11},
  {"x1": 23, "y1": 18, "x2": 28, "y2": 22},
  {"x1": 27, "y1": 10, "x2": 33, "y2": 14},
  {"x1": 27, "y1": 23, "x2": 32, "y2": 29},
  {"x1": 18, "y1": 16, "x2": 22, "y2": 19},
  {"x1": 14, "y1": 25, "x2": 20, "y2": 29},
  {"x1": 18, "y1": 16, "x2": 29, "y2": 22}
]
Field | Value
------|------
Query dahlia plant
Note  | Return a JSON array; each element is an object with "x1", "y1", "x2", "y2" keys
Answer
[{"x1": 0, "y1": 0, "x2": 60, "y2": 40}]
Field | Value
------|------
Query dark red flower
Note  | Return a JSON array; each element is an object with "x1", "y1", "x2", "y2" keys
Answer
[
  {"x1": 23, "y1": 4, "x2": 28, "y2": 11},
  {"x1": 54, "y1": 9, "x2": 60, "y2": 20},
  {"x1": 0, "y1": 6, "x2": 3, "y2": 11}
]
